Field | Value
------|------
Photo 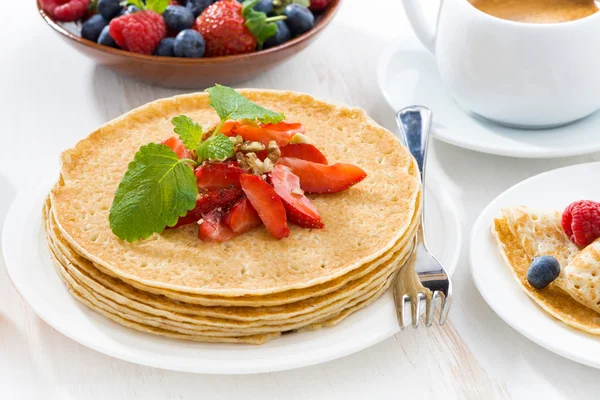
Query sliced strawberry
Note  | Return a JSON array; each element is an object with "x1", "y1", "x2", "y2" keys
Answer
[
  {"x1": 223, "y1": 198, "x2": 262, "y2": 233},
  {"x1": 162, "y1": 136, "x2": 194, "y2": 160},
  {"x1": 260, "y1": 122, "x2": 305, "y2": 135},
  {"x1": 276, "y1": 158, "x2": 367, "y2": 194},
  {"x1": 270, "y1": 165, "x2": 324, "y2": 229},
  {"x1": 280, "y1": 144, "x2": 328, "y2": 164},
  {"x1": 194, "y1": 162, "x2": 245, "y2": 190},
  {"x1": 219, "y1": 120, "x2": 241, "y2": 135},
  {"x1": 198, "y1": 210, "x2": 236, "y2": 242},
  {"x1": 240, "y1": 174, "x2": 290, "y2": 239},
  {"x1": 171, "y1": 188, "x2": 243, "y2": 228},
  {"x1": 231, "y1": 124, "x2": 295, "y2": 147}
]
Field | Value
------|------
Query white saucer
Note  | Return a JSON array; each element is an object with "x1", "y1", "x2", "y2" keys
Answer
[
  {"x1": 471, "y1": 162, "x2": 600, "y2": 369},
  {"x1": 377, "y1": 36, "x2": 600, "y2": 158},
  {"x1": 2, "y1": 173, "x2": 460, "y2": 374}
]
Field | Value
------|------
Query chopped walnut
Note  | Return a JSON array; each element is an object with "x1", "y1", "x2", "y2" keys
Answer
[
  {"x1": 267, "y1": 140, "x2": 280, "y2": 163},
  {"x1": 196, "y1": 218, "x2": 204, "y2": 225},
  {"x1": 238, "y1": 141, "x2": 266, "y2": 153},
  {"x1": 229, "y1": 135, "x2": 243, "y2": 146},
  {"x1": 236, "y1": 152, "x2": 250, "y2": 170},
  {"x1": 243, "y1": 152, "x2": 274, "y2": 175}
]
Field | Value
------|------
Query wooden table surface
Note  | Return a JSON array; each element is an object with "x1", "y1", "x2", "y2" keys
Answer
[{"x1": 2, "y1": 0, "x2": 600, "y2": 398}]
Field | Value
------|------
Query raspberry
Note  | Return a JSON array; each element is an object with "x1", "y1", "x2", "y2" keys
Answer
[
  {"x1": 309, "y1": 0, "x2": 331, "y2": 11},
  {"x1": 40, "y1": 0, "x2": 90, "y2": 22},
  {"x1": 109, "y1": 11, "x2": 167, "y2": 55},
  {"x1": 562, "y1": 200, "x2": 600, "y2": 247}
]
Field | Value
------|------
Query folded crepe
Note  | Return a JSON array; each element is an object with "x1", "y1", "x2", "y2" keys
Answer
[{"x1": 493, "y1": 206, "x2": 600, "y2": 334}]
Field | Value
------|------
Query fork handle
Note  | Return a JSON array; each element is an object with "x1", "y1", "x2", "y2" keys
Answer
[{"x1": 396, "y1": 106, "x2": 433, "y2": 246}]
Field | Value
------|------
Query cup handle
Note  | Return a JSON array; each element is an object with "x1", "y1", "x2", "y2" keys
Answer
[{"x1": 402, "y1": 0, "x2": 439, "y2": 54}]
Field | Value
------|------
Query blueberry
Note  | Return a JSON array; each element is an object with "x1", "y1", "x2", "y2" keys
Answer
[
  {"x1": 283, "y1": 4, "x2": 314, "y2": 36},
  {"x1": 185, "y1": 0, "x2": 215, "y2": 17},
  {"x1": 155, "y1": 37, "x2": 176, "y2": 57},
  {"x1": 119, "y1": 5, "x2": 140, "y2": 16},
  {"x1": 527, "y1": 256, "x2": 561, "y2": 289},
  {"x1": 98, "y1": 0, "x2": 122, "y2": 20},
  {"x1": 163, "y1": 5, "x2": 195, "y2": 33},
  {"x1": 174, "y1": 29, "x2": 205, "y2": 58},
  {"x1": 253, "y1": 0, "x2": 273, "y2": 14},
  {"x1": 81, "y1": 14, "x2": 109, "y2": 42},
  {"x1": 263, "y1": 20, "x2": 291, "y2": 49},
  {"x1": 97, "y1": 25, "x2": 119, "y2": 48}
]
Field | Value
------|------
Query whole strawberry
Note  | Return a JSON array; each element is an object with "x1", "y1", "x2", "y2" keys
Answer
[
  {"x1": 562, "y1": 200, "x2": 600, "y2": 247},
  {"x1": 195, "y1": 0, "x2": 284, "y2": 56},
  {"x1": 40, "y1": 0, "x2": 90, "y2": 22},
  {"x1": 110, "y1": 5, "x2": 167, "y2": 55}
]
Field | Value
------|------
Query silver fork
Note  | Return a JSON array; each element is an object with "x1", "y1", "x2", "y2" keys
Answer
[{"x1": 392, "y1": 106, "x2": 452, "y2": 328}]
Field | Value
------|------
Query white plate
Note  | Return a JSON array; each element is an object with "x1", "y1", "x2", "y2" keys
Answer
[
  {"x1": 471, "y1": 162, "x2": 600, "y2": 369},
  {"x1": 3, "y1": 174, "x2": 460, "y2": 374},
  {"x1": 377, "y1": 36, "x2": 600, "y2": 158}
]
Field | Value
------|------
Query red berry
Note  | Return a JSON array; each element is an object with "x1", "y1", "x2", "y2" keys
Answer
[
  {"x1": 240, "y1": 174, "x2": 289, "y2": 239},
  {"x1": 195, "y1": 0, "x2": 256, "y2": 57},
  {"x1": 40, "y1": 0, "x2": 90, "y2": 22},
  {"x1": 109, "y1": 10, "x2": 167, "y2": 55},
  {"x1": 562, "y1": 200, "x2": 600, "y2": 247},
  {"x1": 223, "y1": 198, "x2": 262, "y2": 233},
  {"x1": 309, "y1": 0, "x2": 331, "y2": 11},
  {"x1": 198, "y1": 210, "x2": 236, "y2": 242}
]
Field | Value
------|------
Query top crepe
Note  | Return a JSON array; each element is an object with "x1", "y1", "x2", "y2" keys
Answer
[{"x1": 50, "y1": 90, "x2": 420, "y2": 296}]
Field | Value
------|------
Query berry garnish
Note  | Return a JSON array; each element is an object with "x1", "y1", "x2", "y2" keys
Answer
[
  {"x1": 185, "y1": 0, "x2": 215, "y2": 17},
  {"x1": 41, "y1": 0, "x2": 90, "y2": 22},
  {"x1": 155, "y1": 37, "x2": 176, "y2": 56},
  {"x1": 562, "y1": 200, "x2": 600, "y2": 247},
  {"x1": 270, "y1": 165, "x2": 323, "y2": 228},
  {"x1": 240, "y1": 173, "x2": 290, "y2": 239},
  {"x1": 173, "y1": 29, "x2": 206, "y2": 57},
  {"x1": 263, "y1": 20, "x2": 291, "y2": 49},
  {"x1": 527, "y1": 256, "x2": 561, "y2": 289},
  {"x1": 223, "y1": 198, "x2": 262, "y2": 233},
  {"x1": 109, "y1": 10, "x2": 167, "y2": 54},
  {"x1": 309, "y1": 0, "x2": 331, "y2": 12},
  {"x1": 195, "y1": 162, "x2": 245, "y2": 189},
  {"x1": 98, "y1": 25, "x2": 119, "y2": 48},
  {"x1": 276, "y1": 157, "x2": 367, "y2": 194},
  {"x1": 283, "y1": 3, "x2": 314, "y2": 36},
  {"x1": 279, "y1": 144, "x2": 328, "y2": 164},
  {"x1": 197, "y1": 210, "x2": 236, "y2": 242}
]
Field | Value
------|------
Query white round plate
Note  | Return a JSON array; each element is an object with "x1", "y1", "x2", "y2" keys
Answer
[
  {"x1": 3, "y1": 174, "x2": 460, "y2": 374},
  {"x1": 377, "y1": 36, "x2": 600, "y2": 158},
  {"x1": 471, "y1": 162, "x2": 600, "y2": 369}
]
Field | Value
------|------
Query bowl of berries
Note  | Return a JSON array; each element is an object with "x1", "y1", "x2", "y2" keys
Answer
[{"x1": 37, "y1": 0, "x2": 340, "y2": 89}]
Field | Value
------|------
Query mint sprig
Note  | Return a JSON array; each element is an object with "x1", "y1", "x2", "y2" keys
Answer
[
  {"x1": 120, "y1": 0, "x2": 169, "y2": 14},
  {"x1": 172, "y1": 115, "x2": 203, "y2": 151},
  {"x1": 197, "y1": 133, "x2": 235, "y2": 163},
  {"x1": 109, "y1": 143, "x2": 198, "y2": 242},
  {"x1": 242, "y1": 0, "x2": 286, "y2": 49},
  {"x1": 206, "y1": 84, "x2": 285, "y2": 133}
]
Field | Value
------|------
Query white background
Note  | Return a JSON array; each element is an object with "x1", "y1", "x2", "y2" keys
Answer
[{"x1": 2, "y1": 0, "x2": 600, "y2": 398}]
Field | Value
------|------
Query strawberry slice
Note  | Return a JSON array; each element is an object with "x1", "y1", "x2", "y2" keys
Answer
[
  {"x1": 270, "y1": 165, "x2": 324, "y2": 229},
  {"x1": 240, "y1": 174, "x2": 290, "y2": 239},
  {"x1": 231, "y1": 124, "x2": 295, "y2": 147},
  {"x1": 276, "y1": 157, "x2": 367, "y2": 194},
  {"x1": 219, "y1": 120, "x2": 241, "y2": 135},
  {"x1": 198, "y1": 210, "x2": 236, "y2": 242},
  {"x1": 195, "y1": 162, "x2": 245, "y2": 189},
  {"x1": 223, "y1": 198, "x2": 262, "y2": 233},
  {"x1": 162, "y1": 136, "x2": 194, "y2": 160},
  {"x1": 171, "y1": 188, "x2": 243, "y2": 228},
  {"x1": 260, "y1": 122, "x2": 305, "y2": 135},
  {"x1": 280, "y1": 144, "x2": 328, "y2": 164}
]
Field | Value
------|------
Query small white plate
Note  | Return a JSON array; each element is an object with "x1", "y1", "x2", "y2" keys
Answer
[
  {"x1": 377, "y1": 36, "x2": 600, "y2": 158},
  {"x1": 2, "y1": 173, "x2": 460, "y2": 374},
  {"x1": 471, "y1": 162, "x2": 600, "y2": 369}
]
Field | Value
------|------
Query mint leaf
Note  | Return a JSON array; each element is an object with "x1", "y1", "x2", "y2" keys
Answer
[
  {"x1": 197, "y1": 133, "x2": 235, "y2": 163},
  {"x1": 109, "y1": 143, "x2": 198, "y2": 242},
  {"x1": 243, "y1": 0, "x2": 286, "y2": 49},
  {"x1": 171, "y1": 115, "x2": 203, "y2": 151},
  {"x1": 206, "y1": 84, "x2": 285, "y2": 128},
  {"x1": 144, "y1": 0, "x2": 169, "y2": 13}
]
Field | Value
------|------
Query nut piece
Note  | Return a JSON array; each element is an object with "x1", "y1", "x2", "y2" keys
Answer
[
  {"x1": 290, "y1": 133, "x2": 310, "y2": 144},
  {"x1": 239, "y1": 141, "x2": 266, "y2": 153},
  {"x1": 267, "y1": 140, "x2": 281, "y2": 163},
  {"x1": 236, "y1": 152, "x2": 250, "y2": 170},
  {"x1": 229, "y1": 135, "x2": 243, "y2": 146},
  {"x1": 244, "y1": 152, "x2": 274, "y2": 175}
]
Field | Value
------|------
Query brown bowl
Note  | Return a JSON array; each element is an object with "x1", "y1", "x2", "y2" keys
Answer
[{"x1": 37, "y1": 0, "x2": 341, "y2": 89}]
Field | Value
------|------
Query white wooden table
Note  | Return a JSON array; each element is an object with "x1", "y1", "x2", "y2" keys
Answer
[{"x1": 2, "y1": 0, "x2": 600, "y2": 398}]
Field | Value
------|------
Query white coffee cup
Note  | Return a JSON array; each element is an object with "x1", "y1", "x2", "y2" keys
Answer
[{"x1": 403, "y1": 0, "x2": 600, "y2": 128}]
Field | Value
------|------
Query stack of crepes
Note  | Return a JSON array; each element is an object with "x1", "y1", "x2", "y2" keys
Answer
[{"x1": 43, "y1": 90, "x2": 421, "y2": 344}]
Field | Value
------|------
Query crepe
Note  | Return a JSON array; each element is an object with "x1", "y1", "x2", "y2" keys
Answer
[
  {"x1": 493, "y1": 207, "x2": 600, "y2": 334},
  {"x1": 49, "y1": 90, "x2": 421, "y2": 296}
]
